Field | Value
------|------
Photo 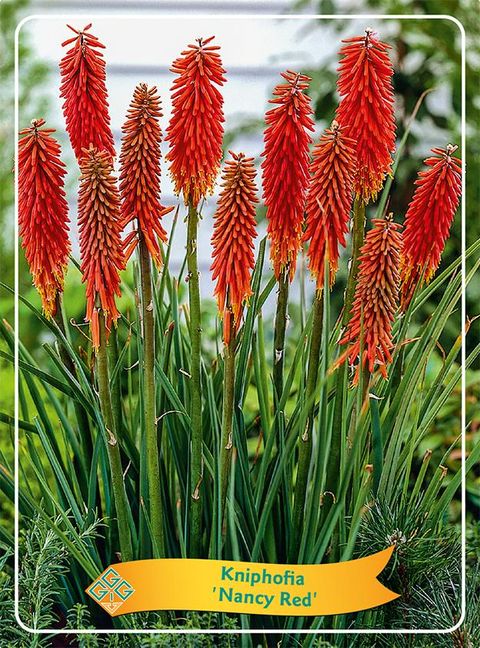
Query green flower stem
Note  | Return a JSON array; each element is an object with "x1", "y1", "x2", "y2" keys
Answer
[
  {"x1": 97, "y1": 312, "x2": 133, "y2": 562},
  {"x1": 108, "y1": 326, "x2": 122, "y2": 442},
  {"x1": 220, "y1": 314, "x2": 236, "y2": 528},
  {"x1": 272, "y1": 267, "x2": 290, "y2": 561},
  {"x1": 273, "y1": 268, "x2": 290, "y2": 404},
  {"x1": 187, "y1": 199, "x2": 203, "y2": 557},
  {"x1": 343, "y1": 197, "x2": 366, "y2": 324},
  {"x1": 290, "y1": 290, "x2": 323, "y2": 560},
  {"x1": 139, "y1": 233, "x2": 165, "y2": 558},
  {"x1": 370, "y1": 391, "x2": 383, "y2": 496},
  {"x1": 326, "y1": 197, "x2": 366, "y2": 514}
]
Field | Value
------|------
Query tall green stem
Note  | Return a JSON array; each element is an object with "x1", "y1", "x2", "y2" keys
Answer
[
  {"x1": 343, "y1": 198, "x2": 366, "y2": 326},
  {"x1": 97, "y1": 313, "x2": 133, "y2": 562},
  {"x1": 220, "y1": 315, "x2": 236, "y2": 528},
  {"x1": 325, "y1": 197, "x2": 366, "y2": 522},
  {"x1": 139, "y1": 234, "x2": 165, "y2": 558},
  {"x1": 273, "y1": 268, "x2": 289, "y2": 404},
  {"x1": 272, "y1": 268, "x2": 290, "y2": 561},
  {"x1": 290, "y1": 291, "x2": 323, "y2": 559},
  {"x1": 187, "y1": 199, "x2": 203, "y2": 557},
  {"x1": 108, "y1": 326, "x2": 122, "y2": 442}
]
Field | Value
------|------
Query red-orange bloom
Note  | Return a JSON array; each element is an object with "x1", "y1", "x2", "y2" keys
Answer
[
  {"x1": 119, "y1": 83, "x2": 173, "y2": 267},
  {"x1": 339, "y1": 216, "x2": 403, "y2": 384},
  {"x1": 60, "y1": 23, "x2": 115, "y2": 162},
  {"x1": 78, "y1": 147, "x2": 125, "y2": 350},
  {"x1": 336, "y1": 29, "x2": 396, "y2": 203},
  {"x1": 166, "y1": 36, "x2": 226, "y2": 207},
  {"x1": 18, "y1": 119, "x2": 71, "y2": 318},
  {"x1": 210, "y1": 152, "x2": 258, "y2": 343},
  {"x1": 401, "y1": 145, "x2": 462, "y2": 309},
  {"x1": 304, "y1": 120, "x2": 356, "y2": 289},
  {"x1": 262, "y1": 71, "x2": 314, "y2": 281}
]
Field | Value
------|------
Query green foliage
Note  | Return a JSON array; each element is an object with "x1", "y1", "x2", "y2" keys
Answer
[
  {"x1": 1, "y1": 5, "x2": 478, "y2": 644},
  {"x1": 0, "y1": 514, "x2": 96, "y2": 646},
  {"x1": 348, "y1": 564, "x2": 479, "y2": 648},
  {"x1": 17, "y1": 515, "x2": 69, "y2": 640},
  {"x1": 0, "y1": 231, "x2": 478, "y2": 639}
]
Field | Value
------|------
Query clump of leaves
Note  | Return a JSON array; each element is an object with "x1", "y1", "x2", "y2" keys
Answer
[
  {"x1": 18, "y1": 514, "x2": 69, "y2": 639},
  {"x1": 0, "y1": 513, "x2": 105, "y2": 646},
  {"x1": 357, "y1": 497, "x2": 460, "y2": 605}
]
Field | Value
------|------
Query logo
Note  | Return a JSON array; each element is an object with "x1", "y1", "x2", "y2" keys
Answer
[{"x1": 87, "y1": 567, "x2": 135, "y2": 614}]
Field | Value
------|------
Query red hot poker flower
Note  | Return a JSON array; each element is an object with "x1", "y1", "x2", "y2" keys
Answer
[
  {"x1": 18, "y1": 119, "x2": 71, "y2": 318},
  {"x1": 119, "y1": 83, "x2": 173, "y2": 267},
  {"x1": 262, "y1": 71, "x2": 314, "y2": 281},
  {"x1": 339, "y1": 215, "x2": 403, "y2": 384},
  {"x1": 210, "y1": 152, "x2": 258, "y2": 343},
  {"x1": 78, "y1": 147, "x2": 125, "y2": 350},
  {"x1": 166, "y1": 36, "x2": 226, "y2": 207},
  {"x1": 304, "y1": 120, "x2": 356, "y2": 289},
  {"x1": 18, "y1": 119, "x2": 70, "y2": 317},
  {"x1": 60, "y1": 24, "x2": 115, "y2": 162},
  {"x1": 401, "y1": 145, "x2": 462, "y2": 309},
  {"x1": 336, "y1": 29, "x2": 396, "y2": 203}
]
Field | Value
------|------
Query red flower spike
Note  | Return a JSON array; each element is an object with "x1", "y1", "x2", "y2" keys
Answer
[
  {"x1": 339, "y1": 215, "x2": 403, "y2": 384},
  {"x1": 78, "y1": 147, "x2": 125, "y2": 350},
  {"x1": 336, "y1": 29, "x2": 396, "y2": 203},
  {"x1": 166, "y1": 36, "x2": 226, "y2": 207},
  {"x1": 261, "y1": 71, "x2": 314, "y2": 281},
  {"x1": 401, "y1": 145, "x2": 462, "y2": 309},
  {"x1": 60, "y1": 24, "x2": 115, "y2": 162},
  {"x1": 210, "y1": 152, "x2": 258, "y2": 343},
  {"x1": 18, "y1": 119, "x2": 71, "y2": 318},
  {"x1": 119, "y1": 83, "x2": 173, "y2": 267},
  {"x1": 304, "y1": 120, "x2": 356, "y2": 289}
]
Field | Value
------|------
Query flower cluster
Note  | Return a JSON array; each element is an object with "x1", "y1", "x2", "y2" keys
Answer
[
  {"x1": 166, "y1": 36, "x2": 226, "y2": 207},
  {"x1": 339, "y1": 216, "x2": 403, "y2": 384},
  {"x1": 401, "y1": 145, "x2": 462, "y2": 309},
  {"x1": 211, "y1": 152, "x2": 258, "y2": 343},
  {"x1": 18, "y1": 23, "x2": 462, "y2": 393},
  {"x1": 336, "y1": 29, "x2": 396, "y2": 203},
  {"x1": 60, "y1": 23, "x2": 115, "y2": 161},
  {"x1": 262, "y1": 71, "x2": 314, "y2": 281},
  {"x1": 78, "y1": 147, "x2": 125, "y2": 350},
  {"x1": 304, "y1": 121, "x2": 356, "y2": 289},
  {"x1": 18, "y1": 119, "x2": 71, "y2": 318},
  {"x1": 119, "y1": 83, "x2": 173, "y2": 267}
]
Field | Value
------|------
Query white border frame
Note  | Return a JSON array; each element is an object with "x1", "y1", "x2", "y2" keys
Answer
[{"x1": 14, "y1": 12, "x2": 466, "y2": 637}]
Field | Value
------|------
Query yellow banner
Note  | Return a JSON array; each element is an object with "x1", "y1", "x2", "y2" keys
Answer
[{"x1": 86, "y1": 547, "x2": 398, "y2": 617}]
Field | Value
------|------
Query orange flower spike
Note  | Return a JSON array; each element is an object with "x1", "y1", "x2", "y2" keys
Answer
[
  {"x1": 401, "y1": 145, "x2": 462, "y2": 309},
  {"x1": 262, "y1": 71, "x2": 314, "y2": 281},
  {"x1": 119, "y1": 83, "x2": 173, "y2": 267},
  {"x1": 336, "y1": 29, "x2": 396, "y2": 203},
  {"x1": 78, "y1": 147, "x2": 126, "y2": 350},
  {"x1": 304, "y1": 120, "x2": 356, "y2": 289},
  {"x1": 166, "y1": 36, "x2": 226, "y2": 207},
  {"x1": 60, "y1": 24, "x2": 115, "y2": 162},
  {"x1": 339, "y1": 215, "x2": 403, "y2": 384},
  {"x1": 18, "y1": 119, "x2": 71, "y2": 318},
  {"x1": 211, "y1": 152, "x2": 258, "y2": 343}
]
